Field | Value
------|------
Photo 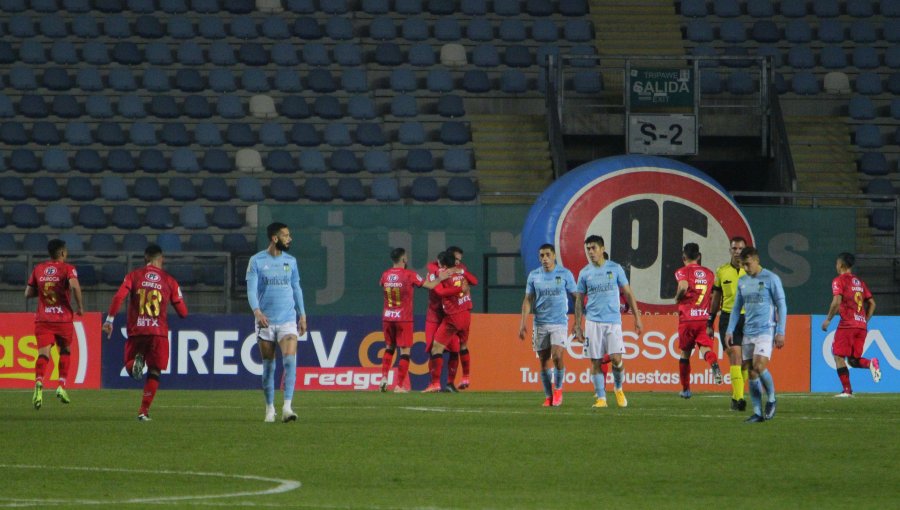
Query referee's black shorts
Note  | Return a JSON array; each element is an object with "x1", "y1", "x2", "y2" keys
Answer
[{"x1": 718, "y1": 311, "x2": 744, "y2": 350}]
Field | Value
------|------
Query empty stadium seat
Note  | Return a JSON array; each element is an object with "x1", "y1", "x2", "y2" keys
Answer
[
  {"x1": 270, "y1": 177, "x2": 301, "y2": 201},
  {"x1": 267, "y1": 150, "x2": 295, "y2": 173},
  {"x1": 236, "y1": 148, "x2": 264, "y2": 172},
  {"x1": 849, "y1": 96, "x2": 877, "y2": 120},
  {"x1": 304, "y1": 177, "x2": 333, "y2": 202},
  {"x1": 364, "y1": 151, "x2": 392, "y2": 174},
  {"x1": 169, "y1": 176, "x2": 198, "y2": 201},
  {"x1": 859, "y1": 152, "x2": 889, "y2": 176},
  {"x1": 89, "y1": 233, "x2": 117, "y2": 252},
  {"x1": 68, "y1": 175, "x2": 96, "y2": 199},
  {"x1": 299, "y1": 150, "x2": 327, "y2": 173},
  {"x1": 100, "y1": 175, "x2": 129, "y2": 201},
  {"x1": 77, "y1": 205, "x2": 108, "y2": 228},
  {"x1": 180, "y1": 205, "x2": 208, "y2": 229},
  {"x1": 236, "y1": 176, "x2": 265, "y2": 202},
  {"x1": 337, "y1": 178, "x2": 366, "y2": 202},
  {"x1": 157, "y1": 233, "x2": 183, "y2": 253},
  {"x1": 447, "y1": 177, "x2": 477, "y2": 201},
  {"x1": 145, "y1": 205, "x2": 174, "y2": 229},
  {"x1": 411, "y1": 177, "x2": 439, "y2": 202},
  {"x1": 46, "y1": 204, "x2": 73, "y2": 228},
  {"x1": 372, "y1": 177, "x2": 401, "y2": 202}
]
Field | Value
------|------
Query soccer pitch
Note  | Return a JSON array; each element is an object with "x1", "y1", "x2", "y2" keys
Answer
[{"x1": 2, "y1": 390, "x2": 897, "y2": 509}]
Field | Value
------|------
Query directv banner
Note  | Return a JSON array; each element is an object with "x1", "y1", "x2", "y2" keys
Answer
[
  {"x1": 102, "y1": 314, "x2": 435, "y2": 390},
  {"x1": 811, "y1": 315, "x2": 900, "y2": 393}
]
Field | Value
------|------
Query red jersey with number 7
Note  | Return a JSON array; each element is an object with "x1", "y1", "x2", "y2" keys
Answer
[
  {"x1": 108, "y1": 265, "x2": 187, "y2": 337},
  {"x1": 380, "y1": 268, "x2": 424, "y2": 322},
  {"x1": 434, "y1": 272, "x2": 473, "y2": 315},
  {"x1": 832, "y1": 272, "x2": 872, "y2": 329},
  {"x1": 675, "y1": 263, "x2": 714, "y2": 323},
  {"x1": 28, "y1": 261, "x2": 78, "y2": 323}
]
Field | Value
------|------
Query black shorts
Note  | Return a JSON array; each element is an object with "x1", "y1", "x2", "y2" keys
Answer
[{"x1": 718, "y1": 311, "x2": 744, "y2": 349}]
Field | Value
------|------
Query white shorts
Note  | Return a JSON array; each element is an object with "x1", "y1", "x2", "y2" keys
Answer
[
  {"x1": 742, "y1": 333, "x2": 774, "y2": 361},
  {"x1": 257, "y1": 322, "x2": 299, "y2": 343},
  {"x1": 583, "y1": 321, "x2": 624, "y2": 360},
  {"x1": 532, "y1": 323, "x2": 568, "y2": 352}
]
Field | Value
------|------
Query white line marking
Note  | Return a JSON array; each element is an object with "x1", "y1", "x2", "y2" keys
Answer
[{"x1": 0, "y1": 465, "x2": 300, "y2": 507}]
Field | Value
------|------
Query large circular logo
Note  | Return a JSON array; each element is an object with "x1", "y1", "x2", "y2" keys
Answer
[{"x1": 521, "y1": 155, "x2": 754, "y2": 314}]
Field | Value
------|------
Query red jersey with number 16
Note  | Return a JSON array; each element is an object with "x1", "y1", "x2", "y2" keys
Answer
[
  {"x1": 380, "y1": 267, "x2": 424, "y2": 322},
  {"x1": 108, "y1": 265, "x2": 186, "y2": 337},
  {"x1": 832, "y1": 272, "x2": 872, "y2": 329},
  {"x1": 28, "y1": 261, "x2": 78, "y2": 323},
  {"x1": 675, "y1": 263, "x2": 714, "y2": 323}
]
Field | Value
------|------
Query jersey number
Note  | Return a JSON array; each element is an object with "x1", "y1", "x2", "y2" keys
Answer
[
  {"x1": 384, "y1": 287, "x2": 402, "y2": 308},
  {"x1": 137, "y1": 288, "x2": 162, "y2": 317},
  {"x1": 694, "y1": 284, "x2": 708, "y2": 306},
  {"x1": 42, "y1": 282, "x2": 58, "y2": 305},
  {"x1": 854, "y1": 291, "x2": 863, "y2": 312}
]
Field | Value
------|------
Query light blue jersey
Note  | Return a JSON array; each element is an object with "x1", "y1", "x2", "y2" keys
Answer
[
  {"x1": 526, "y1": 265, "x2": 576, "y2": 325},
  {"x1": 576, "y1": 260, "x2": 629, "y2": 324},
  {"x1": 727, "y1": 268, "x2": 787, "y2": 336},
  {"x1": 246, "y1": 250, "x2": 305, "y2": 325}
]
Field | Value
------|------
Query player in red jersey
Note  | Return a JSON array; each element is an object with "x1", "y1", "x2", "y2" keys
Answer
[
  {"x1": 674, "y1": 243, "x2": 723, "y2": 398},
  {"x1": 821, "y1": 252, "x2": 880, "y2": 396},
  {"x1": 379, "y1": 247, "x2": 451, "y2": 393},
  {"x1": 25, "y1": 239, "x2": 84, "y2": 409},
  {"x1": 445, "y1": 246, "x2": 478, "y2": 390},
  {"x1": 102, "y1": 244, "x2": 188, "y2": 421},
  {"x1": 423, "y1": 251, "x2": 473, "y2": 393}
]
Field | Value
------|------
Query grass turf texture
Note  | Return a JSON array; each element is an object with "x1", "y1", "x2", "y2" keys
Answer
[{"x1": 2, "y1": 390, "x2": 897, "y2": 509}]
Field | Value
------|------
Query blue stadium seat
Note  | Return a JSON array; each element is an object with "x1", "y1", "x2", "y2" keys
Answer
[
  {"x1": 202, "y1": 149, "x2": 232, "y2": 173},
  {"x1": 33, "y1": 177, "x2": 62, "y2": 201},
  {"x1": 286, "y1": 0, "x2": 315, "y2": 13},
  {"x1": 260, "y1": 122, "x2": 288, "y2": 147},
  {"x1": 499, "y1": 19, "x2": 526, "y2": 42},
  {"x1": 183, "y1": 95, "x2": 212, "y2": 119},
  {"x1": 886, "y1": 46, "x2": 900, "y2": 69},
  {"x1": 867, "y1": 178, "x2": 895, "y2": 201},
  {"x1": 12, "y1": 203, "x2": 40, "y2": 228},
  {"x1": 563, "y1": 19, "x2": 592, "y2": 42},
  {"x1": 134, "y1": 176, "x2": 163, "y2": 201},
  {"x1": 201, "y1": 177, "x2": 231, "y2": 201},
  {"x1": 342, "y1": 69, "x2": 369, "y2": 93},
  {"x1": 160, "y1": 122, "x2": 190, "y2": 146},
  {"x1": 308, "y1": 69, "x2": 337, "y2": 93},
  {"x1": 115, "y1": 95, "x2": 144, "y2": 119},
  {"x1": 0, "y1": 176, "x2": 26, "y2": 200},
  {"x1": 714, "y1": 0, "x2": 741, "y2": 16},
  {"x1": 441, "y1": 122, "x2": 471, "y2": 145},
  {"x1": 437, "y1": 95, "x2": 465, "y2": 117},
  {"x1": 20, "y1": 40, "x2": 48, "y2": 64},
  {"x1": 337, "y1": 178, "x2": 366, "y2": 202},
  {"x1": 727, "y1": 72, "x2": 755, "y2": 94},
  {"x1": 242, "y1": 69, "x2": 270, "y2": 92},
  {"x1": 9, "y1": 14, "x2": 36, "y2": 38},
  {"x1": 291, "y1": 124, "x2": 321, "y2": 146},
  {"x1": 462, "y1": 0, "x2": 488, "y2": 15},
  {"x1": 403, "y1": 17, "x2": 429, "y2": 41},
  {"x1": 435, "y1": 17, "x2": 461, "y2": 41},
  {"x1": 859, "y1": 152, "x2": 889, "y2": 175},
  {"x1": 19, "y1": 95, "x2": 48, "y2": 118},
  {"x1": 505, "y1": 45, "x2": 532, "y2": 67},
  {"x1": 390, "y1": 68, "x2": 418, "y2": 92},
  {"x1": 195, "y1": 123, "x2": 223, "y2": 147},
  {"x1": 174, "y1": 68, "x2": 204, "y2": 92},
  {"x1": 314, "y1": 95, "x2": 342, "y2": 119},
  {"x1": 142, "y1": 68, "x2": 170, "y2": 92},
  {"x1": 372, "y1": 177, "x2": 401, "y2": 202},
  {"x1": 299, "y1": 150, "x2": 326, "y2": 173},
  {"x1": 156, "y1": 233, "x2": 182, "y2": 253},
  {"x1": 847, "y1": 0, "x2": 874, "y2": 16},
  {"x1": 32, "y1": 122, "x2": 61, "y2": 145},
  {"x1": 99, "y1": 175, "x2": 128, "y2": 201},
  {"x1": 331, "y1": 149, "x2": 360, "y2": 173},
  {"x1": 112, "y1": 41, "x2": 142, "y2": 65},
  {"x1": 236, "y1": 176, "x2": 265, "y2": 202},
  {"x1": 10, "y1": 67, "x2": 38, "y2": 90},
  {"x1": 409, "y1": 44, "x2": 437, "y2": 66},
  {"x1": 463, "y1": 70, "x2": 492, "y2": 92},
  {"x1": 390, "y1": 95, "x2": 418, "y2": 118},
  {"x1": 466, "y1": 17, "x2": 493, "y2": 41},
  {"x1": 139, "y1": 149, "x2": 167, "y2": 173},
  {"x1": 210, "y1": 69, "x2": 238, "y2": 93},
  {"x1": 145, "y1": 205, "x2": 174, "y2": 229},
  {"x1": 780, "y1": 0, "x2": 807, "y2": 16},
  {"x1": 23, "y1": 233, "x2": 49, "y2": 252},
  {"x1": 73, "y1": 150, "x2": 102, "y2": 174},
  {"x1": 820, "y1": 46, "x2": 848, "y2": 69},
  {"x1": 444, "y1": 149, "x2": 473, "y2": 173},
  {"x1": 217, "y1": 95, "x2": 245, "y2": 119},
  {"x1": 818, "y1": 20, "x2": 845, "y2": 43},
  {"x1": 10, "y1": 149, "x2": 38, "y2": 173},
  {"x1": 892, "y1": 98, "x2": 900, "y2": 119},
  {"x1": 168, "y1": 16, "x2": 195, "y2": 39},
  {"x1": 304, "y1": 177, "x2": 333, "y2": 202},
  {"x1": 101, "y1": 262, "x2": 127, "y2": 285},
  {"x1": 293, "y1": 16, "x2": 322, "y2": 39},
  {"x1": 447, "y1": 177, "x2": 477, "y2": 201},
  {"x1": 261, "y1": 16, "x2": 291, "y2": 39},
  {"x1": 222, "y1": 233, "x2": 253, "y2": 254},
  {"x1": 680, "y1": 0, "x2": 707, "y2": 16},
  {"x1": 109, "y1": 69, "x2": 138, "y2": 92},
  {"x1": 747, "y1": 0, "x2": 774, "y2": 17},
  {"x1": 889, "y1": 72, "x2": 900, "y2": 94},
  {"x1": 427, "y1": 69, "x2": 454, "y2": 92},
  {"x1": 751, "y1": 20, "x2": 779, "y2": 43},
  {"x1": 0, "y1": 95, "x2": 13, "y2": 118},
  {"x1": 398, "y1": 121, "x2": 426, "y2": 145},
  {"x1": 855, "y1": 72, "x2": 883, "y2": 94},
  {"x1": 59, "y1": 234, "x2": 85, "y2": 256},
  {"x1": 280, "y1": 96, "x2": 311, "y2": 119},
  {"x1": 2, "y1": 261, "x2": 28, "y2": 285},
  {"x1": 573, "y1": 71, "x2": 603, "y2": 94},
  {"x1": 364, "y1": 151, "x2": 392, "y2": 174},
  {"x1": 225, "y1": 123, "x2": 256, "y2": 147},
  {"x1": 71, "y1": 13, "x2": 99, "y2": 36},
  {"x1": 271, "y1": 43, "x2": 300, "y2": 66},
  {"x1": 407, "y1": 149, "x2": 434, "y2": 172},
  {"x1": 180, "y1": 205, "x2": 208, "y2": 229},
  {"x1": 96, "y1": 122, "x2": 127, "y2": 146},
  {"x1": 199, "y1": 17, "x2": 227, "y2": 38},
  {"x1": 266, "y1": 150, "x2": 295, "y2": 174},
  {"x1": 324, "y1": 123, "x2": 352, "y2": 146},
  {"x1": 43, "y1": 149, "x2": 71, "y2": 173},
  {"x1": 333, "y1": 43, "x2": 362, "y2": 66},
  {"x1": 850, "y1": 21, "x2": 877, "y2": 43},
  {"x1": 168, "y1": 176, "x2": 197, "y2": 201},
  {"x1": 326, "y1": 16, "x2": 354, "y2": 40},
  {"x1": 121, "y1": 234, "x2": 148, "y2": 253},
  {"x1": 187, "y1": 233, "x2": 218, "y2": 253},
  {"x1": 411, "y1": 177, "x2": 440, "y2": 202},
  {"x1": 370, "y1": 16, "x2": 397, "y2": 40},
  {"x1": 473, "y1": 44, "x2": 501, "y2": 67},
  {"x1": 348, "y1": 96, "x2": 377, "y2": 120},
  {"x1": 0, "y1": 122, "x2": 28, "y2": 145},
  {"x1": 788, "y1": 46, "x2": 815, "y2": 68},
  {"x1": 812, "y1": 0, "x2": 840, "y2": 17},
  {"x1": 46, "y1": 204, "x2": 74, "y2": 228},
  {"x1": 792, "y1": 72, "x2": 820, "y2": 95},
  {"x1": 104, "y1": 15, "x2": 132, "y2": 38},
  {"x1": 270, "y1": 177, "x2": 301, "y2": 201},
  {"x1": 89, "y1": 234, "x2": 117, "y2": 253},
  {"x1": 685, "y1": 20, "x2": 713, "y2": 43},
  {"x1": 357, "y1": 123, "x2": 387, "y2": 147},
  {"x1": 303, "y1": 43, "x2": 330, "y2": 66},
  {"x1": 107, "y1": 150, "x2": 136, "y2": 174},
  {"x1": 856, "y1": 125, "x2": 883, "y2": 148},
  {"x1": 0, "y1": 233, "x2": 15, "y2": 252}
]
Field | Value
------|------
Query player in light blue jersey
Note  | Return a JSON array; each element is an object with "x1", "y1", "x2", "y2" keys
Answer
[
  {"x1": 519, "y1": 244, "x2": 577, "y2": 407},
  {"x1": 726, "y1": 246, "x2": 787, "y2": 423},
  {"x1": 247, "y1": 222, "x2": 307, "y2": 423},
  {"x1": 573, "y1": 235, "x2": 643, "y2": 409}
]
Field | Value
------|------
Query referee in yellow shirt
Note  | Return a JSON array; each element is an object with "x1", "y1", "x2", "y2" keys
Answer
[{"x1": 708, "y1": 236, "x2": 749, "y2": 411}]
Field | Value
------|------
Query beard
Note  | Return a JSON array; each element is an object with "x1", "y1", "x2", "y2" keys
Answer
[{"x1": 276, "y1": 240, "x2": 290, "y2": 251}]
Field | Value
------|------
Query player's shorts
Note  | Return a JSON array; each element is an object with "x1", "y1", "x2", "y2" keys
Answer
[
  {"x1": 383, "y1": 320, "x2": 414, "y2": 348},
  {"x1": 532, "y1": 323, "x2": 568, "y2": 352},
  {"x1": 742, "y1": 333, "x2": 774, "y2": 361},
  {"x1": 718, "y1": 311, "x2": 744, "y2": 349},
  {"x1": 257, "y1": 322, "x2": 299, "y2": 343},
  {"x1": 435, "y1": 312, "x2": 470, "y2": 353},
  {"x1": 678, "y1": 321, "x2": 715, "y2": 352},
  {"x1": 832, "y1": 328, "x2": 867, "y2": 359},
  {"x1": 125, "y1": 335, "x2": 169, "y2": 372},
  {"x1": 583, "y1": 321, "x2": 624, "y2": 360},
  {"x1": 425, "y1": 320, "x2": 440, "y2": 354},
  {"x1": 34, "y1": 322, "x2": 74, "y2": 350}
]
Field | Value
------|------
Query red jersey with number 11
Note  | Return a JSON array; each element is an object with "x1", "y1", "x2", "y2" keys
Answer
[
  {"x1": 832, "y1": 272, "x2": 872, "y2": 329},
  {"x1": 675, "y1": 263, "x2": 714, "y2": 323},
  {"x1": 108, "y1": 265, "x2": 186, "y2": 337},
  {"x1": 380, "y1": 268, "x2": 424, "y2": 322},
  {"x1": 28, "y1": 261, "x2": 78, "y2": 323}
]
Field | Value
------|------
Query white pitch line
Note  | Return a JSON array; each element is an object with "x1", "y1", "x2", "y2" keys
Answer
[{"x1": 0, "y1": 465, "x2": 300, "y2": 507}]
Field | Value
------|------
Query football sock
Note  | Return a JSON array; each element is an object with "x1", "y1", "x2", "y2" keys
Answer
[
  {"x1": 730, "y1": 365, "x2": 744, "y2": 400},
  {"x1": 592, "y1": 373, "x2": 606, "y2": 399},
  {"x1": 58, "y1": 352, "x2": 70, "y2": 388},
  {"x1": 837, "y1": 366, "x2": 852, "y2": 393},
  {"x1": 381, "y1": 347, "x2": 395, "y2": 378},
  {"x1": 460, "y1": 349, "x2": 471, "y2": 377},
  {"x1": 283, "y1": 399, "x2": 292, "y2": 411},
  {"x1": 742, "y1": 368, "x2": 749, "y2": 388},
  {"x1": 448, "y1": 352, "x2": 459, "y2": 384},
  {"x1": 759, "y1": 369, "x2": 776, "y2": 403},
  {"x1": 703, "y1": 350, "x2": 717, "y2": 367},
  {"x1": 679, "y1": 359, "x2": 691, "y2": 391},
  {"x1": 282, "y1": 354, "x2": 297, "y2": 402},
  {"x1": 140, "y1": 373, "x2": 159, "y2": 415},
  {"x1": 554, "y1": 368, "x2": 565, "y2": 390},
  {"x1": 430, "y1": 354, "x2": 443, "y2": 385},
  {"x1": 35, "y1": 354, "x2": 50, "y2": 384},
  {"x1": 611, "y1": 361, "x2": 624, "y2": 390},
  {"x1": 397, "y1": 354, "x2": 411, "y2": 388},
  {"x1": 749, "y1": 378, "x2": 763, "y2": 416},
  {"x1": 262, "y1": 358, "x2": 276, "y2": 406},
  {"x1": 849, "y1": 357, "x2": 871, "y2": 369},
  {"x1": 540, "y1": 369, "x2": 553, "y2": 398},
  {"x1": 600, "y1": 361, "x2": 609, "y2": 378}
]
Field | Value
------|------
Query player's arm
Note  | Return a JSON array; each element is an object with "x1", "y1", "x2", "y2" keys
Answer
[
  {"x1": 69, "y1": 276, "x2": 85, "y2": 316},
  {"x1": 291, "y1": 263, "x2": 307, "y2": 336},
  {"x1": 573, "y1": 292, "x2": 584, "y2": 339},
  {"x1": 461, "y1": 268, "x2": 478, "y2": 286},
  {"x1": 725, "y1": 289, "x2": 742, "y2": 346},
  {"x1": 421, "y1": 270, "x2": 452, "y2": 289},
  {"x1": 102, "y1": 279, "x2": 131, "y2": 336},
  {"x1": 708, "y1": 286, "x2": 722, "y2": 334},
  {"x1": 432, "y1": 280, "x2": 460, "y2": 297},
  {"x1": 519, "y1": 292, "x2": 533, "y2": 341},
  {"x1": 620, "y1": 284, "x2": 643, "y2": 335},
  {"x1": 24, "y1": 283, "x2": 37, "y2": 299},
  {"x1": 821, "y1": 294, "x2": 842, "y2": 331},
  {"x1": 674, "y1": 279, "x2": 689, "y2": 302},
  {"x1": 771, "y1": 277, "x2": 787, "y2": 349},
  {"x1": 864, "y1": 296, "x2": 876, "y2": 322},
  {"x1": 170, "y1": 281, "x2": 188, "y2": 318}
]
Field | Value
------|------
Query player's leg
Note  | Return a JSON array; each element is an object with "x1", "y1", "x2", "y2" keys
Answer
[
  {"x1": 752, "y1": 343, "x2": 777, "y2": 420},
  {"x1": 33, "y1": 325, "x2": 54, "y2": 409},
  {"x1": 393, "y1": 322, "x2": 414, "y2": 393},
  {"x1": 458, "y1": 321, "x2": 471, "y2": 389},
  {"x1": 677, "y1": 323, "x2": 694, "y2": 397},
  {"x1": 425, "y1": 320, "x2": 439, "y2": 374},
  {"x1": 548, "y1": 325, "x2": 567, "y2": 406},
  {"x1": 447, "y1": 350, "x2": 460, "y2": 389},
  {"x1": 607, "y1": 325, "x2": 627, "y2": 407},
  {"x1": 138, "y1": 336, "x2": 168, "y2": 421},
  {"x1": 720, "y1": 312, "x2": 745, "y2": 409},
  {"x1": 257, "y1": 327, "x2": 278, "y2": 422},
  {"x1": 584, "y1": 321, "x2": 606, "y2": 407},
  {"x1": 381, "y1": 322, "x2": 397, "y2": 392},
  {"x1": 846, "y1": 328, "x2": 881, "y2": 383},
  {"x1": 54, "y1": 335, "x2": 72, "y2": 404},
  {"x1": 537, "y1": 347, "x2": 553, "y2": 406},
  {"x1": 831, "y1": 329, "x2": 854, "y2": 395},
  {"x1": 424, "y1": 323, "x2": 449, "y2": 392},
  {"x1": 742, "y1": 338, "x2": 764, "y2": 422},
  {"x1": 278, "y1": 329, "x2": 299, "y2": 422},
  {"x1": 693, "y1": 322, "x2": 723, "y2": 384}
]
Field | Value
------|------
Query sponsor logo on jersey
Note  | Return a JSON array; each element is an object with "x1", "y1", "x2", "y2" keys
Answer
[
  {"x1": 44, "y1": 267, "x2": 57, "y2": 276},
  {"x1": 146, "y1": 272, "x2": 161, "y2": 282}
]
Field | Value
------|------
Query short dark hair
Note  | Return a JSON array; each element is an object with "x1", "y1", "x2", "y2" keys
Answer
[
  {"x1": 47, "y1": 239, "x2": 66, "y2": 258},
  {"x1": 837, "y1": 252, "x2": 855, "y2": 268},
  {"x1": 730, "y1": 236, "x2": 747, "y2": 245},
  {"x1": 267, "y1": 222, "x2": 288, "y2": 240},
  {"x1": 446, "y1": 246, "x2": 463, "y2": 257},
  {"x1": 390, "y1": 247, "x2": 406, "y2": 263},
  {"x1": 439, "y1": 251, "x2": 457, "y2": 268},
  {"x1": 584, "y1": 235, "x2": 604, "y2": 247},
  {"x1": 144, "y1": 243, "x2": 163, "y2": 260},
  {"x1": 683, "y1": 242, "x2": 701, "y2": 261},
  {"x1": 740, "y1": 246, "x2": 759, "y2": 260},
  {"x1": 538, "y1": 243, "x2": 555, "y2": 253}
]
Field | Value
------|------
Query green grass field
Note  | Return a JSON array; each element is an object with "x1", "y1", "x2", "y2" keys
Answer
[{"x1": 2, "y1": 389, "x2": 897, "y2": 509}]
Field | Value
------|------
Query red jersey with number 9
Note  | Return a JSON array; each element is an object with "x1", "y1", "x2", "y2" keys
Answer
[
  {"x1": 114, "y1": 266, "x2": 184, "y2": 337},
  {"x1": 28, "y1": 261, "x2": 78, "y2": 323},
  {"x1": 380, "y1": 268, "x2": 424, "y2": 322},
  {"x1": 832, "y1": 272, "x2": 872, "y2": 329},
  {"x1": 675, "y1": 263, "x2": 714, "y2": 323}
]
